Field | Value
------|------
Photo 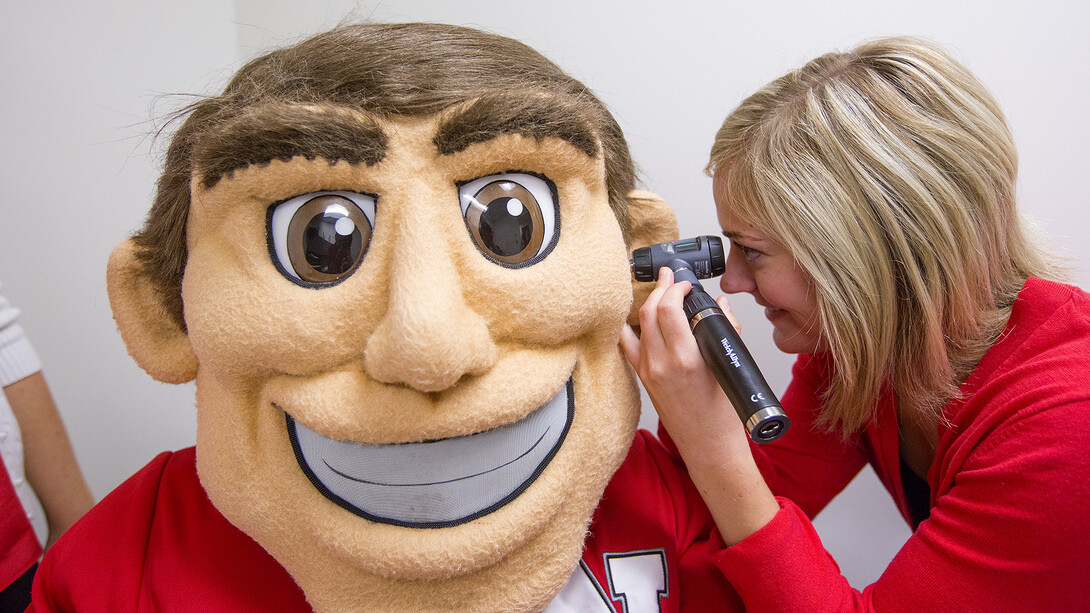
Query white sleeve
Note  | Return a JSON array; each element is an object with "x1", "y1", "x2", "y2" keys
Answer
[{"x1": 0, "y1": 283, "x2": 43, "y2": 387}]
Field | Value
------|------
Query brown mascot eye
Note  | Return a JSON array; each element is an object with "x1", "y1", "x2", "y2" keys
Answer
[
  {"x1": 459, "y1": 173, "x2": 558, "y2": 266},
  {"x1": 269, "y1": 192, "x2": 376, "y2": 285}
]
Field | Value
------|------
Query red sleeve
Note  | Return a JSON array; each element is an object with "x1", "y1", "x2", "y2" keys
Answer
[
  {"x1": 714, "y1": 396, "x2": 1090, "y2": 612},
  {"x1": 749, "y1": 353, "x2": 869, "y2": 518},
  {"x1": 0, "y1": 457, "x2": 40, "y2": 591}
]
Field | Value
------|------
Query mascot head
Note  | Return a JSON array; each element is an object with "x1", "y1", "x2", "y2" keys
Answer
[{"x1": 107, "y1": 22, "x2": 676, "y2": 612}]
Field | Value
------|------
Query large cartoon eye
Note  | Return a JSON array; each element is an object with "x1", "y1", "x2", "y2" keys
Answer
[
  {"x1": 458, "y1": 172, "x2": 558, "y2": 266},
  {"x1": 268, "y1": 191, "x2": 376, "y2": 285}
]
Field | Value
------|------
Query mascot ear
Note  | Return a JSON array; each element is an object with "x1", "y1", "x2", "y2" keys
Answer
[
  {"x1": 106, "y1": 240, "x2": 198, "y2": 384},
  {"x1": 625, "y1": 190, "x2": 680, "y2": 326}
]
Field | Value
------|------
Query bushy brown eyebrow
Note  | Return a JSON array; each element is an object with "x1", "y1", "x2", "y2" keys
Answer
[
  {"x1": 195, "y1": 104, "x2": 388, "y2": 189},
  {"x1": 433, "y1": 93, "x2": 599, "y2": 158}
]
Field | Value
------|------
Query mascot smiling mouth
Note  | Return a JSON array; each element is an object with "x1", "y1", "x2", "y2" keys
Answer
[{"x1": 286, "y1": 379, "x2": 574, "y2": 528}]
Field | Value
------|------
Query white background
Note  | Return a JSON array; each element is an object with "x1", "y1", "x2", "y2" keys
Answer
[{"x1": 2, "y1": 0, "x2": 1087, "y2": 589}]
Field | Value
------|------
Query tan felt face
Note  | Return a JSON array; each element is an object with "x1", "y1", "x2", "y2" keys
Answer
[{"x1": 179, "y1": 111, "x2": 641, "y2": 581}]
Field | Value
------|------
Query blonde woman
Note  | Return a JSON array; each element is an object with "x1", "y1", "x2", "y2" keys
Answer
[{"x1": 622, "y1": 37, "x2": 1090, "y2": 610}]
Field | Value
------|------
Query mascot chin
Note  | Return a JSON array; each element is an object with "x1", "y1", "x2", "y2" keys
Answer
[{"x1": 30, "y1": 23, "x2": 742, "y2": 613}]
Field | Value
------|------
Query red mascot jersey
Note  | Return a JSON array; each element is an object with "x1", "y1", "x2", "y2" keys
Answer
[{"x1": 30, "y1": 430, "x2": 741, "y2": 612}]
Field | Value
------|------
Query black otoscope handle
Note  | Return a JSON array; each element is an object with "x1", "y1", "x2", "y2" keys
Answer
[{"x1": 674, "y1": 268, "x2": 789, "y2": 443}]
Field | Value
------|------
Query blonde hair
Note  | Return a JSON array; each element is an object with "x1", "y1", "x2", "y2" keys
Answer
[{"x1": 708, "y1": 37, "x2": 1063, "y2": 436}]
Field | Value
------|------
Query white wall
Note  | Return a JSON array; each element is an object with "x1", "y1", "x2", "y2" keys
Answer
[
  {"x1": 2, "y1": 0, "x2": 1086, "y2": 590},
  {"x1": 0, "y1": 1, "x2": 235, "y2": 502}
]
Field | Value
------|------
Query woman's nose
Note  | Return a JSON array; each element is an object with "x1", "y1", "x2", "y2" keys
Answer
[{"x1": 719, "y1": 244, "x2": 757, "y2": 295}]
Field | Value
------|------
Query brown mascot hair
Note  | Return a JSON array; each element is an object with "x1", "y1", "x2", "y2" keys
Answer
[{"x1": 134, "y1": 22, "x2": 638, "y2": 331}]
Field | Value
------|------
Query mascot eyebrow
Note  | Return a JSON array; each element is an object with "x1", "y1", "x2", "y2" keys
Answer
[
  {"x1": 434, "y1": 93, "x2": 600, "y2": 158},
  {"x1": 195, "y1": 92, "x2": 601, "y2": 190},
  {"x1": 195, "y1": 104, "x2": 389, "y2": 190}
]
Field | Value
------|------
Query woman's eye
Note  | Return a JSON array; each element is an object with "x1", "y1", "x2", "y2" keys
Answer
[
  {"x1": 731, "y1": 241, "x2": 762, "y2": 262},
  {"x1": 458, "y1": 172, "x2": 558, "y2": 266},
  {"x1": 268, "y1": 191, "x2": 376, "y2": 285}
]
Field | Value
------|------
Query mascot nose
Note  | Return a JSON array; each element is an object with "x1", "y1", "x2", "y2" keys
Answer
[{"x1": 364, "y1": 228, "x2": 498, "y2": 393}]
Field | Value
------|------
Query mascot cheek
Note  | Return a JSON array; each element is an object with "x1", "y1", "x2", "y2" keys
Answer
[{"x1": 193, "y1": 347, "x2": 640, "y2": 610}]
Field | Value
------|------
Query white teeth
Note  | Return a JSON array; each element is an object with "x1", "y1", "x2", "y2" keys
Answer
[{"x1": 288, "y1": 379, "x2": 573, "y2": 528}]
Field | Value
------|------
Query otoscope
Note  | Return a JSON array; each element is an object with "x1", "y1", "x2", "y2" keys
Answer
[{"x1": 631, "y1": 236, "x2": 789, "y2": 443}]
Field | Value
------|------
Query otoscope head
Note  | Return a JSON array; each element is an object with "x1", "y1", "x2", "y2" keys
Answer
[
  {"x1": 631, "y1": 236, "x2": 725, "y2": 282},
  {"x1": 629, "y1": 235, "x2": 790, "y2": 444}
]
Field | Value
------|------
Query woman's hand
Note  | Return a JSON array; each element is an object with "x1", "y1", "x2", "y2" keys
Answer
[
  {"x1": 620, "y1": 267, "x2": 780, "y2": 545},
  {"x1": 620, "y1": 267, "x2": 748, "y2": 456}
]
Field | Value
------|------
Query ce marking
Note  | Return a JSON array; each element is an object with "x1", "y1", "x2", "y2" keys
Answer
[{"x1": 751, "y1": 393, "x2": 765, "y2": 403}]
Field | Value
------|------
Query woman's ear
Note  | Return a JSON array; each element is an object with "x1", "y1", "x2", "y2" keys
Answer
[
  {"x1": 106, "y1": 240, "x2": 198, "y2": 384},
  {"x1": 625, "y1": 190, "x2": 680, "y2": 326}
]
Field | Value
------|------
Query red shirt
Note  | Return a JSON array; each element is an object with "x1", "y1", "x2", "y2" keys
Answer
[
  {"x1": 715, "y1": 278, "x2": 1090, "y2": 611},
  {"x1": 0, "y1": 457, "x2": 39, "y2": 591},
  {"x1": 30, "y1": 431, "x2": 742, "y2": 611}
]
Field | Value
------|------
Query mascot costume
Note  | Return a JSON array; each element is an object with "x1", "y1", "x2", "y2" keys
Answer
[{"x1": 30, "y1": 23, "x2": 743, "y2": 612}]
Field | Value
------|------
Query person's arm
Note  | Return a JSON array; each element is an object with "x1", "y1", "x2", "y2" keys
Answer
[
  {"x1": 741, "y1": 350, "x2": 870, "y2": 516},
  {"x1": 620, "y1": 268, "x2": 778, "y2": 545},
  {"x1": 623, "y1": 269, "x2": 1090, "y2": 611},
  {"x1": 713, "y1": 394, "x2": 1090, "y2": 612},
  {"x1": 3, "y1": 372, "x2": 94, "y2": 549}
]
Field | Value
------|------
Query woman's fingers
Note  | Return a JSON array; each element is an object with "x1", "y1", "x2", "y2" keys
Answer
[
  {"x1": 635, "y1": 267, "x2": 676, "y2": 352},
  {"x1": 620, "y1": 323, "x2": 641, "y2": 367},
  {"x1": 716, "y1": 294, "x2": 742, "y2": 335},
  {"x1": 657, "y1": 276, "x2": 697, "y2": 349}
]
